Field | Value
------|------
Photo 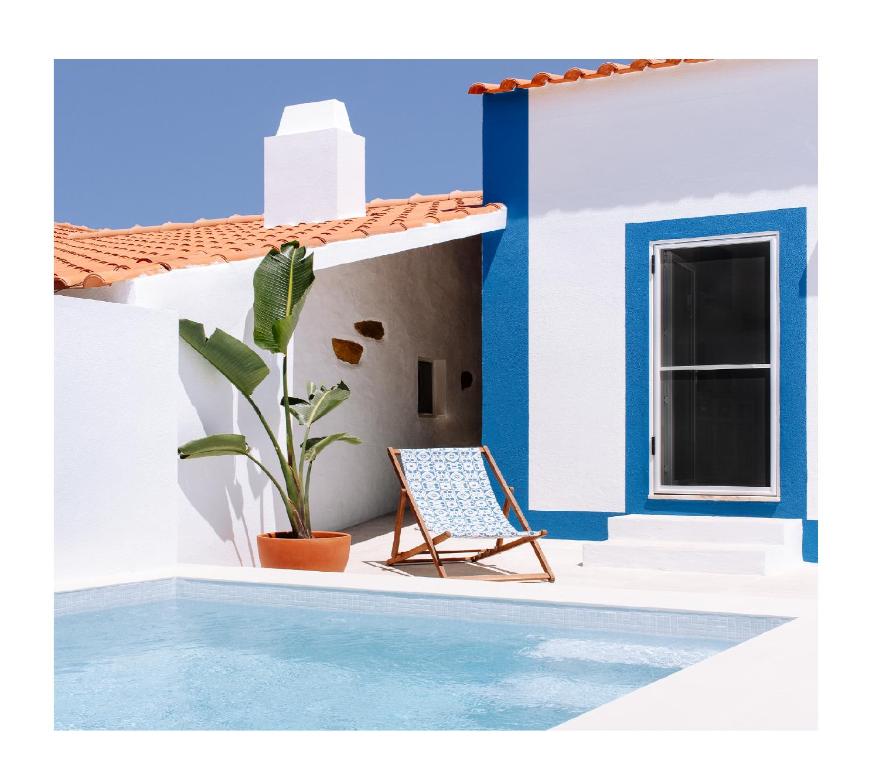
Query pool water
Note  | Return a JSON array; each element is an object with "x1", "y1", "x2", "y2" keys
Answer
[{"x1": 53, "y1": 585, "x2": 759, "y2": 730}]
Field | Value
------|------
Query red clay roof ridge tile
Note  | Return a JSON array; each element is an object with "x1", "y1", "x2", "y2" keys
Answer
[
  {"x1": 468, "y1": 59, "x2": 711, "y2": 94},
  {"x1": 68, "y1": 214, "x2": 265, "y2": 240}
]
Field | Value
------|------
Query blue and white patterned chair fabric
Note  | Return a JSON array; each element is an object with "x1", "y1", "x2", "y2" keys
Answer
[{"x1": 399, "y1": 447, "x2": 534, "y2": 539}]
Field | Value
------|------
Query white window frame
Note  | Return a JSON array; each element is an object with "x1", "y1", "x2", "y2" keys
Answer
[{"x1": 649, "y1": 232, "x2": 780, "y2": 501}]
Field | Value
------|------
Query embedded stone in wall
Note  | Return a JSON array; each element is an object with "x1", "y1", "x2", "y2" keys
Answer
[
  {"x1": 332, "y1": 338, "x2": 363, "y2": 365},
  {"x1": 354, "y1": 320, "x2": 385, "y2": 340},
  {"x1": 461, "y1": 370, "x2": 474, "y2": 390}
]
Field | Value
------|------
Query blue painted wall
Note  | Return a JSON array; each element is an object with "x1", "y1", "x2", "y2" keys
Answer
[
  {"x1": 481, "y1": 90, "x2": 530, "y2": 507},
  {"x1": 803, "y1": 520, "x2": 818, "y2": 562}
]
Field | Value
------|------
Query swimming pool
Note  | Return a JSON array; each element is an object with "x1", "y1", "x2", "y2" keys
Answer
[{"x1": 54, "y1": 578, "x2": 787, "y2": 730}]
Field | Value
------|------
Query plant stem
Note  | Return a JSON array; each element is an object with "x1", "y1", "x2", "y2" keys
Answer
[
  {"x1": 282, "y1": 353, "x2": 295, "y2": 467},
  {"x1": 244, "y1": 393, "x2": 303, "y2": 513},
  {"x1": 281, "y1": 247, "x2": 297, "y2": 469},
  {"x1": 244, "y1": 454, "x2": 306, "y2": 536},
  {"x1": 303, "y1": 461, "x2": 314, "y2": 535}
]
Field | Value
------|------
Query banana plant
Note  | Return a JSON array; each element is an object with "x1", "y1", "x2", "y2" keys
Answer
[{"x1": 176, "y1": 241, "x2": 361, "y2": 538}]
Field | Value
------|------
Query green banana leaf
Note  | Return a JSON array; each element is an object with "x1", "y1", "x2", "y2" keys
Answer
[
  {"x1": 179, "y1": 434, "x2": 250, "y2": 459},
  {"x1": 179, "y1": 320, "x2": 269, "y2": 396},
  {"x1": 253, "y1": 241, "x2": 315, "y2": 354},
  {"x1": 279, "y1": 395, "x2": 309, "y2": 423},
  {"x1": 282, "y1": 381, "x2": 351, "y2": 426},
  {"x1": 302, "y1": 433, "x2": 362, "y2": 463}
]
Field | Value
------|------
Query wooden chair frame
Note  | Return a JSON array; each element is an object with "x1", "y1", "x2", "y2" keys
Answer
[{"x1": 386, "y1": 446, "x2": 555, "y2": 582}]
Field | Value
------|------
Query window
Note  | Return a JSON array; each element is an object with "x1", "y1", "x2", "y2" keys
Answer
[
  {"x1": 651, "y1": 234, "x2": 779, "y2": 498},
  {"x1": 417, "y1": 358, "x2": 446, "y2": 417}
]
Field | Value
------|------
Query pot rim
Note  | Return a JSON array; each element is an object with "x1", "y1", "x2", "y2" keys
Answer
[{"x1": 257, "y1": 530, "x2": 351, "y2": 541}]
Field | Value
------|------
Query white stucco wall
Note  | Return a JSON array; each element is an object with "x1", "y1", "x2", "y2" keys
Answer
[
  {"x1": 293, "y1": 240, "x2": 483, "y2": 532},
  {"x1": 54, "y1": 295, "x2": 178, "y2": 581},
  {"x1": 527, "y1": 59, "x2": 818, "y2": 516},
  {"x1": 58, "y1": 235, "x2": 482, "y2": 568}
]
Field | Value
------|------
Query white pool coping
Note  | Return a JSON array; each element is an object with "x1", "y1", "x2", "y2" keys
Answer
[
  {"x1": 554, "y1": 612, "x2": 817, "y2": 730},
  {"x1": 54, "y1": 563, "x2": 816, "y2": 730},
  {"x1": 55, "y1": 562, "x2": 813, "y2": 619}
]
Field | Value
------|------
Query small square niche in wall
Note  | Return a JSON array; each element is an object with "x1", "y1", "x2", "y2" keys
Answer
[{"x1": 418, "y1": 358, "x2": 446, "y2": 417}]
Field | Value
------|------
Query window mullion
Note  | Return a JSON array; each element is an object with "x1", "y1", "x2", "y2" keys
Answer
[{"x1": 659, "y1": 363, "x2": 772, "y2": 372}]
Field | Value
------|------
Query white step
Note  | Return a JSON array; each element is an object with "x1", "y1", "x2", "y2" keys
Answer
[
  {"x1": 581, "y1": 538, "x2": 798, "y2": 576},
  {"x1": 608, "y1": 514, "x2": 802, "y2": 547}
]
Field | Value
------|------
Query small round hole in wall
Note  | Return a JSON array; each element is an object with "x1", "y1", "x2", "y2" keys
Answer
[{"x1": 460, "y1": 370, "x2": 473, "y2": 390}]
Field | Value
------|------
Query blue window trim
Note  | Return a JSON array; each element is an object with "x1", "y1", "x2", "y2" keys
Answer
[
  {"x1": 625, "y1": 208, "x2": 808, "y2": 523},
  {"x1": 481, "y1": 90, "x2": 530, "y2": 508}
]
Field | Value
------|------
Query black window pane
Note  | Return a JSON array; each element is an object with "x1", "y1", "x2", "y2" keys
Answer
[
  {"x1": 417, "y1": 360, "x2": 433, "y2": 415},
  {"x1": 660, "y1": 369, "x2": 770, "y2": 487},
  {"x1": 661, "y1": 242, "x2": 770, "y2": 366}
]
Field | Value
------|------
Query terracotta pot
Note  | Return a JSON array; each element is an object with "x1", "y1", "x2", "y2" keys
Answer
[{"x1": 256, "y1": 530, "x2": 351, "y2": 572}]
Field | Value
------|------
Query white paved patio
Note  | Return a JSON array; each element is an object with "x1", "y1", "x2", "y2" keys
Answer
[{"x1": 344, "y1": 513, "x2": 817, "y2": 605}]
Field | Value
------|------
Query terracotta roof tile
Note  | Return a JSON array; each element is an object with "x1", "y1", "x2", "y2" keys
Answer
[
  {"x1": 54, "y1": 192, "x2": 499, "y2": 291},
  {"x1": 468, "y1": 59, "x2": 711, "y2": 94}
]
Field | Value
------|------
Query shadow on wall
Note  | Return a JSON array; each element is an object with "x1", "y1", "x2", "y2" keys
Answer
[
  {"x1": 238, "y1": 309, "x2": 289, "y2": 535},
  {"x1": 177, "y1": 309, "x2": 287, "y2": 565},
  {"x1": 178, "y1": 340, "x2": 244, "y2": 564}
]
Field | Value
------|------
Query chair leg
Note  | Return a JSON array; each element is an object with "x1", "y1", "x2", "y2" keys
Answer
[
  {"x1": 529, "y1": 538, "x2": 555, "y2": 583},
  {"x1": 495, "y1": 496, "x2": 512, "y2": 550},
  {"x1": 421, "y1": 527, "x2": 447, "y2": 578},
  {"x1": 390, "y1": 490, "x2": 406, "y2": 559},
  {"x1": 481, "y1": 448, "x2": 555, "y2": 582},
  {"x1": 387, "y1": 450, "x2": 447, "y2": 577}
]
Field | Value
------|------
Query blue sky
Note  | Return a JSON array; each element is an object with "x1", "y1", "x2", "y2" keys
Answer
[{"x1": 55, "y1": 60, "x2": 622, "y2": 228}]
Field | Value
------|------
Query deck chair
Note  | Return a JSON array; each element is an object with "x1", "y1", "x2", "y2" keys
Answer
[{"x1": 386, "y1": 446, "x2": 555, "y2": 582}]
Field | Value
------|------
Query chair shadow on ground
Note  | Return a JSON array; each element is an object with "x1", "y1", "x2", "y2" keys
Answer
[
  {"x1": 363, "y1": 559, "x2": 518, "y2": 579},
  {"x1": 345, "y1": 512, "x2": 521, "y2": 579}
]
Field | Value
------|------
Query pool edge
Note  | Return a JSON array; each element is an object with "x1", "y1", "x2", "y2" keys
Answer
[{"x1": 55, "y1": 563, "x2": 812, "y2": 621}]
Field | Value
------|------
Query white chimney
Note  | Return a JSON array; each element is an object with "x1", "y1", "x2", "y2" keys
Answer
[{"x1": 263, "y1": 99, "x2": 366, "y2": 228}]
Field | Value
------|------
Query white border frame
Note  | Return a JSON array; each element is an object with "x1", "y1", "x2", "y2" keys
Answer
[{"x1": 649, "y1": 232, "x2": 780, "y2": 501}]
